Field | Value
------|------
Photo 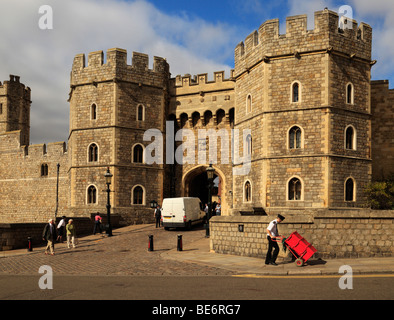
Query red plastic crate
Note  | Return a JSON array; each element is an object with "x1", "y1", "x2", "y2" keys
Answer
[{"x1": 285, "y1": 231, "x2": 317, "y2": 263}]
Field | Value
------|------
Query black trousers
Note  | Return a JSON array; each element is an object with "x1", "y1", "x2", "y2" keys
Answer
[
  {"x1": 265, "y1": 236, "x2": 279, "y2": 264},
  {"x1": 93, "y1": 222, "x2": 101, "y2": 234},
  {"x1": 155, "y1": 216, "x2": 161, "y2": 228}
]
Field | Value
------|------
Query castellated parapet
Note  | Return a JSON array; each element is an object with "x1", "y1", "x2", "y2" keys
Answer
[
  {"x1": 169, "y1": 71, "x2": 235, "y2": 119},
  {"x1": 0, "y1": 75, "x2": 31, "y2": 146},
  {"x1": 234, "y1": 9, "x2": 372, "y2": 77},
  {"x1": 71, "y1": 48, "x2": 170, "y2": 89},
  {"x1": 0, "y1": 75, "x2": 31, "y2": 101}
]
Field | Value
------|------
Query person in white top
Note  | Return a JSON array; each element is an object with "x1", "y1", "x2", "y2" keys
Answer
[
  {"x1": 56, "y1": 216, "x2": 66, "y2": 243},
  {"x1": 265, "y1": 214, "x2": 285, "y2": 266}
]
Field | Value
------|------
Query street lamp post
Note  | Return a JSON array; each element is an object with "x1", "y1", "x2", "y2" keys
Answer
[
  {"x1": 205, "y1": 163, "x2": 215, "y2": 237},
  {"x1": 54, "y1": 163, "x2": 60, "y2": 219},
  {"x1": 104, "y1": 167, "x2": 113, "y2": 237}
]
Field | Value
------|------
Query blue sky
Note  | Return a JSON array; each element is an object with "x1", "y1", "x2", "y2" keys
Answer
[{"x1": 0, "y1": 0, "x2": 393, "y2": 144}]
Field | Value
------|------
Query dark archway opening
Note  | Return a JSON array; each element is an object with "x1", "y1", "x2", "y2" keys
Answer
[{"x1": 187, "y1": 171, "x2": 220, "y2": 206}]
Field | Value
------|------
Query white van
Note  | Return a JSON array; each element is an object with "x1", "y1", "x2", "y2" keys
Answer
[{"x1": 161, "y1": 197, "x2": 205, "y2": 230}]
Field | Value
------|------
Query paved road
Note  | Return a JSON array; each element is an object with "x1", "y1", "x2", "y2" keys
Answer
[
  {"x1": 0, "y1": 224, "x2": 392, "y2": 305},
  {"x1": 0, "y1": 274, "x2": 392, "y2": 300},
  {"x1": 0, "y1": 225, "x2": 234, "y2": 276}
]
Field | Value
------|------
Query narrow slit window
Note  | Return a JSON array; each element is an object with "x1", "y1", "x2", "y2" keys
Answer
[
  {"x1": 244, "y1": 181, "x2": 251, "y2": 202},
  {"x1": 345, "y1": 178, "x2": 355, "y2": 201},
  {"x1": 91, "y1": 104, "x2": 97, "y2": 120},
  {"x1": 246, "y1": 95, "x2": 252, "y2": 113},
  {"x1": 346, "y1": 83, "x2": 354, "y2": 104},
  {"x1": 292, "y1": 82, "x2": 299, "y2": 103},
  {"x1": 137, "y1": 105, "x2": 144, "y2": 121}
]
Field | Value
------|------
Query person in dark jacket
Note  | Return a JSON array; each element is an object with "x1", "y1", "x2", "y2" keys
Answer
[
  {"x1": 42, "y1": 219, "x2": 57, "y2": 255},
  {"x1": 154, "y1": 205, "x2": 161, "y2": 228}
]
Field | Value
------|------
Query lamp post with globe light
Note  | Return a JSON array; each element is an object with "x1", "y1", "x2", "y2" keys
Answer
[{"x1": 104, "y1": 167, "x2": 113, "y2": 237}]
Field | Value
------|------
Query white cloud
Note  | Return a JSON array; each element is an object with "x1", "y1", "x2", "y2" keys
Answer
[
  {"x1": 348, "y1": 0, "x2": 394, "y2": 84},
  {"x1": 0, "y1": 0, "x2": 237, "y2": 144},
  {"x1": 287, "y1": 0, "x2": 334, "y2": 30}
]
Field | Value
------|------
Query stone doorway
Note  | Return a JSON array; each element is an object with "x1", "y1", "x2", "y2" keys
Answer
[{"x1": 183, "y1": 165, "x2": 225, "y2": 214}]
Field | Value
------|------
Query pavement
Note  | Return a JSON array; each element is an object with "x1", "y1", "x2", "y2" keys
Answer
[{"x1": 1, "y1": 224, "x2": 393, "y2": 277}]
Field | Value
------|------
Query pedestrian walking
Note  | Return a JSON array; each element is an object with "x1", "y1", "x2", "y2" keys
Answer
[
  {"x1": 265, "y1": 214, "x2": 285, "y2": 266},
  {"x1": 204, "y1": 203, "x2": 208, "y2": 215},
  {"x1": 56, "y1": 216, "x2": 66, "y2": 243},
  {"x1": 93, "y1": 213, "x2": 102, "y2": 235},
  {"x1": 66, "y1": 219, "x2": 77, "y2": 248},
  {"x1": 215, "y1": 203, "x2": 221, "y2": 216},
  {"x1": 42, "y1": 218, "x2": 57, "y2": 255},
  {"x1": 212, "y1": 201, "x2": 217, "y2": 216},
  {"x1": 154, "y1": 205, "x2": 161, "y2": 228}
]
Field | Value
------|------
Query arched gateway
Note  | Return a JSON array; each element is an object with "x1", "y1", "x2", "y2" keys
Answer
[{"x1": 182, "y1": 165, "x2": 228, "y2": 216}]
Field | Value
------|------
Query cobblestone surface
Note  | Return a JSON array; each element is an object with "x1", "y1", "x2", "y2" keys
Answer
[{"x1": 0, "y1": 224, "x2": 235, "y2": 276}]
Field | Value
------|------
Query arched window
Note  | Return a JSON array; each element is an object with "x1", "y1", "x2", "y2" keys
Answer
[
  {"x1": 291, "y1": 82, "x2": 300, "y2": 103},
  {"x1": 91, "y1": 103, "x2": 97, "y2": 120},
  {"x1": 204, "y1": 110, "x2": 212, "y2": 126},
  {"x1": 41, "y1": 164, "x2": 48, "y2": 176},
  {"x1": 345, "y1": 178, "x2": 355, "y2": 202},
  {"x1": 246, "y1": 134, "x2": 252, "y2": 156},
  {"x1": 216, "y1": 109, "x2": 225, "y2": 125},
  {"x1": 137, "y1": 104, "x2": 144, "y2": 121},
  {"x1": 87, "y1": 185, "x2": 97, "y2": 204},
  {"x1": 133, "y1": 144, "x2": 144, "y2": 163},
  {"x1": 244, "y1": 181, "x2": 251, "y2": 202},
  {"x1": 289, "y1": 126, "x2": 302, "y2": 149},
  {"x1": 88, "y1": 143, "x2": 98, "y2": 162},
  {"x1": 288, "y1": 177, "x2": 302, "y2": 201},
  {"x1": 192, "y1": 112, "x2": 200, "y2": 127},
  {"x1": 346, "y1": 83, "x2": 354, "y2": 104},
  {"x1": 132, "y1": 185, "x2": 144, "y2": 205},
  {"x1": 345, "y1": 125, "x2": 356, "y2": 150},
  {"x1": 229, "y1": 108, "x2": 235, "y2": 128},
  {"x1": 180, "y1": 113, "x2": 188, "y2": 128},
  {"x1": 246, "y1": 94, "x2": 252, "y2": 113}
]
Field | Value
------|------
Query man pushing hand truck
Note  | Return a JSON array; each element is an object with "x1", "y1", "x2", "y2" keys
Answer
[
  {"x1": 265, "y1": 214, "x2": 317, "y2": 267},
  {"x1": 265, "y1": 214, "x2": 285, "y2": 266}
]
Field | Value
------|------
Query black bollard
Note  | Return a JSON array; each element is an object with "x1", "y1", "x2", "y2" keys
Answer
[
  {"x1": 27, "y1": 237, "x2": 33, "y2": 252},
  {"x1": 148, "y1": 235, "x2": 154, "y2": 251},
  {"x1": 177, "y1": 234, "x2": 183, "y2": 251}
]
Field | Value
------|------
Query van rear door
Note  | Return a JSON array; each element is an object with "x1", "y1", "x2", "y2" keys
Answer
[{"x1": 162, "y1": 198, "x2": 185, "y2": 228}]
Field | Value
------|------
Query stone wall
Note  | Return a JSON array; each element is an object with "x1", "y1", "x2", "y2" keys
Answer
[
  {"x1": 0, "y1": 133, "x2": 69, "y2": 223},
  {"x1": 0, "y1": 215, "x2": 121, "y2": 251},
  {"x1": 371, "y1": 80, "x2": 394, "y2": 180},
  {"x1": 209, "y1": 210, "x2": 394, "y2": 258}
]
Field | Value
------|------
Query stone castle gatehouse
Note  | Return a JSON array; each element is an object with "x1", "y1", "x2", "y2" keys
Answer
[{"x1": 1, "y1": 9, "x2": 394, "y2": 226}]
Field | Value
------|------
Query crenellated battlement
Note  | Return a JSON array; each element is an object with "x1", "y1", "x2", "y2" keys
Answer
[
  {"x1": 71, "y1": 48, "x2": 170, "y2": 88},
  {"x1": 172, "y1": 70, "x2": 234, "y2": 87},
  {"x1": 169, "y1": 70, "x2": 235, "y2": 97},
  {"x1": 168, "y1": 70, "x2": 235, "y2": 125},
  {"x1": 0, "y1": 129, "x2": 67, "y2": 158},
  {"x1": 0, "y1": 75, "x2": 31, "y2": 100},
  {"x1": 24, "y1": 141, "x2": 67, "y2": 158},
  {"x1": 234, "y1": 9, "x2": 372, "y2": 77}
]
